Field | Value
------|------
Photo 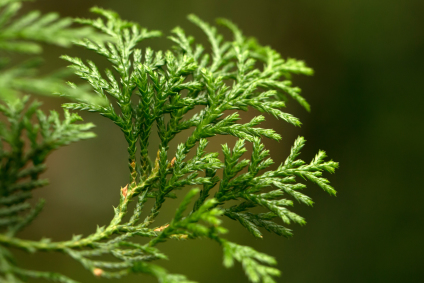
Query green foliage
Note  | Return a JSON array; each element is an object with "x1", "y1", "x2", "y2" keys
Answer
[
  {"x1": 0, "y1": 96, "x2": 95, "y2": 234},
  {"x1": 0, "y1": 0, "x2": 92, "y2": 53},
  {"x1": 0, "y1": 0, "x2": 105, "y2": 105},
  {"x1": 0, "y1": 96, "x2": 95, "y2": 282},
  {"x1": 0, "y1": 4, "x2": 338, "y2": 283},
  {"x1": 222, "y1": 241, "x2": 280, "y2": 283}
]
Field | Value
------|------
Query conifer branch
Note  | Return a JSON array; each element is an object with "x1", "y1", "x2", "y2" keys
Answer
[{"x1": 0, "y1": 4, "x2": 338, "y2": 283}]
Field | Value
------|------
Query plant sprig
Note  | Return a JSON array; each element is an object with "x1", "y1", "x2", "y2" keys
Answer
[{"x1": 0, "y1": 5, "x2": 338, "y2": 283}]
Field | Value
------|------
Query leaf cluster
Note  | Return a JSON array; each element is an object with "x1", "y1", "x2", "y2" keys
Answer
[
  {"x1": 0, "y1": 96, "x2": 95, "y2": 282},
  {"x1": 0, "y1": 5, "x2": 338, "y2": 283},
  {"x1": 0, "y1": 0, "x2": 104, "y2": 104}
]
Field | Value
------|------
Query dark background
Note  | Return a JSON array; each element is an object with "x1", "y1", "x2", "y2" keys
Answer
[{"x1": 12, "y1": 0, "x2": 424, "y2": 282}]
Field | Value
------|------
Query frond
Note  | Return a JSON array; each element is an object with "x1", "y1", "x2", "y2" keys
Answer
[{"x1": 0, "y1": 7, "x2": 337, "y2": 283}]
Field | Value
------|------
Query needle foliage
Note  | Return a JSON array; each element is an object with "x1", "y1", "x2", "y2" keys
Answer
[{"x1": 0, "y1": 2, "x2": 338, "y2": 283}]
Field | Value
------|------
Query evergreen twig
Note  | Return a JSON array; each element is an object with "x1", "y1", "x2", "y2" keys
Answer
[{"x1": 0, "y1": 4, "x2": 338, "y2": 283}]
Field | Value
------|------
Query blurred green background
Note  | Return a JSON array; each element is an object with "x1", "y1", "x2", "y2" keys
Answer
[{"x1": 11, "y1": 0, "x2": 424, "y2": 282}]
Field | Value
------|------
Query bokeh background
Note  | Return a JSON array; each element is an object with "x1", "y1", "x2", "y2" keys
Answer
[{"x1": 11, "y1": 0, "x2": 424, "y2": 282}]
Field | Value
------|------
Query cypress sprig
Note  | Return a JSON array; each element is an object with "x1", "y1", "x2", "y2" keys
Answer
[
  {"x1": 0, "y1": 5, "x2": 338, "y2": 283},
  {"x1": 0, "y1": 0, "x2": 106, "y2": 105},
  {"x1": 0, "y1": 96, "x2": 95, "y2": 239}
]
